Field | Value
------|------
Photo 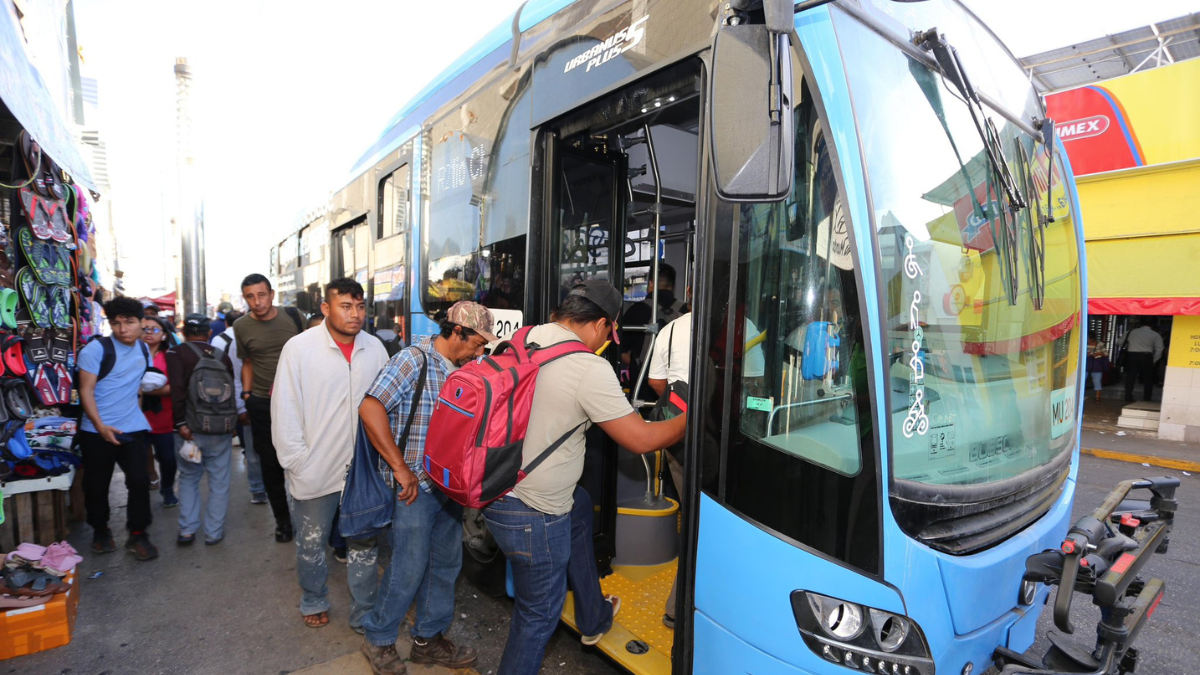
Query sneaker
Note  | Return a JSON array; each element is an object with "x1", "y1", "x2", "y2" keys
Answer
[
  {"x1": 333, "y1": 547, "x2": 348, "y2": 563},
  {"x1": 163, "y1": 495, "x2": 179, "y2": 508},
  {"x1": 250, "y1": 492, "x2": 268, "y2": 505},
  {"x1": 409, "y1": 633, "x2": 477, "y2": 669},
  {"x1": 91, "y1": 529, "x2": 116, "y2": 554},
  {"x1": 582, "y1": 595, "x2": 621, "y2": 646},
  {"x1": 275, "y1": 526, "x2": 294, "y2": 543},
  {"x1": 125, "y1": 533, "x2": 159, "y2": 561},
  {"x1": 361, "y1": 640, "x2": 406, "y2": 675},
  {"x1": 205, "y1": 535, "x2": 224, "y2": 546}
]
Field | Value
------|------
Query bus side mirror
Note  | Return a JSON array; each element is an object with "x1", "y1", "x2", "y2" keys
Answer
[{"x1": 708, "y1": 24, "x2": 794, "y2": 202}]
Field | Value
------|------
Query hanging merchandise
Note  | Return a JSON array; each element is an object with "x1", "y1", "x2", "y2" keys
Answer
[{"x1": 0, "y1": 127, "x2": 97, "y2": 484}]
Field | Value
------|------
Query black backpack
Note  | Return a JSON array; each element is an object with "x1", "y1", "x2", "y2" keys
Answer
[{"x1": 182, "y1": 343, "x2": 237, "y2": 434}]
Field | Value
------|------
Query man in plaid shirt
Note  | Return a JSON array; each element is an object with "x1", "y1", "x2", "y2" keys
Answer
[{"x1": 357, "y1": 301, "x2": 496, "y2": 674}]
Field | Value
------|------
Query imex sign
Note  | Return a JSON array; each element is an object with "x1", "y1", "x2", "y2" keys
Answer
[
  {"x1": 1057, "y1": 115, "x2": 1109, "y2": 141},
  {"x1": 1047, "y1": 58, "x2": 1200, "y2": 176}
]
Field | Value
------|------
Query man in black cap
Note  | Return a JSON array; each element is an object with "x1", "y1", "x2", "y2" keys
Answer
[
  {"x1": 166, "y1": 314, "x2": 237, "y2": 546},
  {"x1": 483, "y1": 280, "x2": 687, "y2": 674}
]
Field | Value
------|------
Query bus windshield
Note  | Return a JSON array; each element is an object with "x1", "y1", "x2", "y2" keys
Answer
[{"x1": 836, "y1": 11, "x2": 1082, "y2": 488}]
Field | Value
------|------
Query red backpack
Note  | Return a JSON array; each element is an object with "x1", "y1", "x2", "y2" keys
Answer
[{"x1": 424, "y1": 325, "x2": 592, "y2": 508}]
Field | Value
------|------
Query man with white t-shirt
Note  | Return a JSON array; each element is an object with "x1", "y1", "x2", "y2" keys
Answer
[{"x1": 647, "y1": 312, "x2": 764, "y2": 629}]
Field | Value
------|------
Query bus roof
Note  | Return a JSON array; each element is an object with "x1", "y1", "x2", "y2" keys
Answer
[{"x1": 346, "y1": 0, "x2": 577, "y2": 181}]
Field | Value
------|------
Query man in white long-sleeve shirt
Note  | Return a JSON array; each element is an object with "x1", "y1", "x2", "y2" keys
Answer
[
  {"x1": 271, "y1": 278, "x2": 388, "y2": 630},
  {"x1": 1123, "y1": 320, "x2": 1164, "y2": 403}
]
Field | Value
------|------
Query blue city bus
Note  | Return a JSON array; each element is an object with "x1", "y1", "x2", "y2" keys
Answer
[{"x1": 276, "y1": 1, "x2": 1178, "y2": 673}]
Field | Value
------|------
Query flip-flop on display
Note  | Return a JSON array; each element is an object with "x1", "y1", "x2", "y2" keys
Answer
[
  {"x1": 16, "y1": 268, "x2": 52, "y2": 329},
  {"x1": 17, "y1": 227, "x2": 71, "y2": 287}
]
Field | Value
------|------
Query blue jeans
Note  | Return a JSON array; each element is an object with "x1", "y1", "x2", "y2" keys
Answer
[
  {"x1": 362, "y1": 487, "x2": 463, "y2": 647},
  {"x1": 148, "y1": 432, "x2": 178, "y2": 501},
  {"x1": 241, "y1": 422, "x2": 265, "y2": 495},
  {"x1": 289, "y1": 491, "x2": 379, "y2": 625},
  {"x1": 484, "y1": 486, "x2": 612, "y2": 675},
  {"x1": 174, "y1": 433, "x2": 233, "y2": 541}
]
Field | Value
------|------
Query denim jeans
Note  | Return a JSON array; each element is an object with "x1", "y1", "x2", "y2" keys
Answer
[
  {"x1": 241, "y1": 422, "x2": 265, "y2": 495},
  {"x1": 484, "y1": 486, "x2": 612, "y2": 675},
  {"x1": 148, "y1": 432, "x2": 178, "y2": 501},
  {"x1": 175, "y1": 433, "x2": 232, "y2": 540},
  {"x1": 289, "y1": 491, "x2": 379, "y2": 624},
  {"x1": 362, "y1": 487, "x2": 463, "y2": 647}
]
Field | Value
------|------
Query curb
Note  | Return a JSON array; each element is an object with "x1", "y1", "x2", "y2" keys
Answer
[{"x1": 1082, "y1": 447, "x2": 1200, "y2": 473}]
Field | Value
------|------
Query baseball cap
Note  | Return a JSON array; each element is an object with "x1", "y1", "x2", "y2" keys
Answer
[
  {"x1": 568, "y1": 279, "x2": 623, "y2": 322},
  {"x1": 216, "y1": 301, "x2": 234, "y2": 315},
  {"x1": 184, "y1": 313, "x2": 211, "y2": 331},
  {"x1": 446, "y1": 301, "x2": 499, "y2": 342}
]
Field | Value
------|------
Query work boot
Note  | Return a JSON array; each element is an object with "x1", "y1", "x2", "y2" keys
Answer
[
  {"x1": 125, "y1": 533, "x2": 159, "y2": 561},
  {"x1": 91, "y1": 528, "x2": 116, "y2": 554},
  {"x1": 275, "y1": 525, "x2": 294, "y2": 543},
  {"x1": 361, "y1": 640, "x2": 405, "y2": 675},
  {"x1": 409, "y1": 633, "x2": 477, "y2": 669}
]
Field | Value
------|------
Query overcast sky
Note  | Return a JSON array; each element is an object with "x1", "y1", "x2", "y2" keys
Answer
[{"x1": 72, "y1": 0, "x2": 1197, "y2": 304}]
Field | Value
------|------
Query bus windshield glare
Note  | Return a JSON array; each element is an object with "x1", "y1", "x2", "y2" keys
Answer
[{"x1": 837, "y1": 13, "x2": 1082, "y2": 488}]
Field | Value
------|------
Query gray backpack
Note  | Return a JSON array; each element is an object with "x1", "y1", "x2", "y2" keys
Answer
[{"x1": 183, "y1": 343, "x2": 237, "y2": 434}]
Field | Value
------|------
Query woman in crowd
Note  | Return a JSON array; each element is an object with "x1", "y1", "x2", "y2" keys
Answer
[{"x1": 142, "y1": 316, "x2": 179, "y2": 507}]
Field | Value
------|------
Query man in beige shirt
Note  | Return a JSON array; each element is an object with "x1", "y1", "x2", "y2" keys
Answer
[{"x1": 483, "y1": 280, "x2": 686, "y2": 674}]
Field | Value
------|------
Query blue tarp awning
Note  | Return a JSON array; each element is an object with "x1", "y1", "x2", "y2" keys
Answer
[{"x1": 0, "y1": 3, "x2": 98, "y2": 192}]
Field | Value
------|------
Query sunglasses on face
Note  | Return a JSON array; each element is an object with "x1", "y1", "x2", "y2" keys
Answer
[{"x1": 143, "y1": 327, "x2": 163, "y2": 334}]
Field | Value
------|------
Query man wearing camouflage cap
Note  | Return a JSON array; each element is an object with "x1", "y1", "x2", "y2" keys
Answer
[{"x1": 357, "y1": 301, "x2": 494, "y2": 673}]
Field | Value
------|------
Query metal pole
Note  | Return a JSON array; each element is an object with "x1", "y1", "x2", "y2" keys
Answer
[{"x1": 175, "y1": 58, "x2": 205, "y2": 315}]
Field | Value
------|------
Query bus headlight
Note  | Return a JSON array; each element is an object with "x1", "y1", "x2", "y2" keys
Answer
[
  {"x1": 808, "y1": 593, "x2": 865, "y2": 640},
  {"x1": 792, "y1": 591, "x2": 933, "y2": 673},
  {"x1": 869, "y1": 608, "x2": 910, "y2": 652}
]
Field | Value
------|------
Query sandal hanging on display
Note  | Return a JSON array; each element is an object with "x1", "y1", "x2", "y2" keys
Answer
[
  {"x1": 18, "y1": 131, "x2": 48, "y2": 199},
  {"x1": 47, "y1": 200, "x2": 73, "y2": 245},
  {"x1": 17, "y1": 228, "x2": 71, "y2": 287},
  {"x1": 22, "y1": 328, "x2": 49, "y2": 364},
  {"x1": 16, "y1": 268, "x2": 52, "y2": 328},
  {"x1": 49, "y1": 286, "x2": 71, "y2": 330},
  {"x1": 27, "y1": 362, "x2": 59, "y2": 407},
  {"x1": 47, "y1": 329, "x2": 70, "y2": 364},
  {"x1": 2, "y1": 333, "x2": 27, "y2": 377},
  {"x1": 17, "y1": 188, "x2": 54, "y2": 240},
  {"x1": 51, "y1": 362, "x2": 72, "y2": 404},
  {"x1": 3, "y1": 379, "x2": 33, "y2": 420},
  {"x1": 0, "y1": 289, "x2": 18, "y2": 329}
]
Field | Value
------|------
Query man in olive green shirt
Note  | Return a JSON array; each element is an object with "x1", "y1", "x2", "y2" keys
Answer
[{"x1": 233, "y1": 273, "x2": 303, "y2": 542}]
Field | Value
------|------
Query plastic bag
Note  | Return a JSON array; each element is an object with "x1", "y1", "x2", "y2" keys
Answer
[{"x1": 179, "y1": 440, "x2": 202, "y2": 464}]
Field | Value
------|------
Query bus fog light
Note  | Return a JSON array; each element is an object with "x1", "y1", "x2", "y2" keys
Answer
[
  {"x1": 808, "y1": 593, "x2": 865, "y2": 640},
  {"x1": 869, "y1": 608, "x2": 910, "y2": 652}
]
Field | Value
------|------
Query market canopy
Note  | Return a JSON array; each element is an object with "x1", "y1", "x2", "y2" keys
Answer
[
  {"x1": 143, "y1": 292, "x2": 177, "y2": 313},
  {"x1": 0, "y1": 3, "x2": 98, "y2": 192}
]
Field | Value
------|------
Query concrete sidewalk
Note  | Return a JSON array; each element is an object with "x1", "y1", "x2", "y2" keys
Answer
[{"x1": 1081, "y1": 428, "x2": 1200, "y2": 472}]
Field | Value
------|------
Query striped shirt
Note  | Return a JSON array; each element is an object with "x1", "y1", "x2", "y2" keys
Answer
[{"x1": 364, "y1": 335, "x2": 455, "y2": 493}]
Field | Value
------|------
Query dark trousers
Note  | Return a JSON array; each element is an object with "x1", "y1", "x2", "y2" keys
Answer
[
  {"x1": 1124, "y1": 352, "x2": 1155, "y2": 402},
  {"x1": 79, "y1": 431, "x2": 152, "y2": 534},
  {"x1": 246, "y1": 394, "x2": 292, "y2": 531},
  {"x1": 148, "y1": 432, "x2": 178, "y2": 499}
]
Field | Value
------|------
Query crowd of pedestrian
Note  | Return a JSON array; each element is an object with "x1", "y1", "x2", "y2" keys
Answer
[{"x1": 77, "y1": 273, "x2": 687, "y2": 674}]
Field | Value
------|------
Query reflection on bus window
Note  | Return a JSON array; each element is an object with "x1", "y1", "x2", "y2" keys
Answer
[
  {"x1": 422, "y1": 69, "x2": 532, "y2": 318},
  {"x1": 839, "y1": 16, "x2": 1080, "y2": 489}
]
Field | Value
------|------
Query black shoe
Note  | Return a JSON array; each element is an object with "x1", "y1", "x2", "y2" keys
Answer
[
  {"x1": 177, "y1": 532, "x2": 196, "y2": 546},
  {"x1": 91, "y1": 528, "x2": 116, "y2": 554},
  {"x1": 250, "y1": 492, "x2": 268, "y2": 504},
  {"x1": 125, "y1": 533, "x2": 159, "y2": 561},
  {"x1": 409, "y1": 633, "x2": 477, "y2": 669},
  {"x1": 333, "y1": 547, "x2": 347, "y2": 563},
  {"x1": 275, "y1": 527, "x2": 294, "y2": 543}
]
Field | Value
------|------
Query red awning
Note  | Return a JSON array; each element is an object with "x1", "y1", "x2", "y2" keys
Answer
[
  {"x1": 142, "y1": 292, "x2": 177, "y2": 312},
  {"x1": 1088, "y1": 298, "x2": 1200, "y2": 316}
]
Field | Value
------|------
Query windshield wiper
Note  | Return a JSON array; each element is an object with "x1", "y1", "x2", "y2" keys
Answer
[{"x1": 915, "y1": 29, "x2": 1026, "y2": 213}]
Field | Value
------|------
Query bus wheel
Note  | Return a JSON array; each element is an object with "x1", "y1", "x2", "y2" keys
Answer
[{"x1": 460, "y1": 507, "x2": 506, "y2": 598}]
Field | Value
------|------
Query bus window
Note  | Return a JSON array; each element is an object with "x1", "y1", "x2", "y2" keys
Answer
[
  {"x1": 706, "y1": 79, "x2": 880, "y2": 574},
  {"x1": 422, "y1": 70, "x2": 532, "y2": 326},
  {"x1": 379, "y1": 165, "x2": 410, "y2": 240},
  {"x1": 375, "y1": 163, "x2": 411, "y2": 350}
]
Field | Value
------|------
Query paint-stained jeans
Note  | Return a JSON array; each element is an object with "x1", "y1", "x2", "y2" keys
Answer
[{"x1": 290, "y1": 491, "x2": 378, "y2": 625}]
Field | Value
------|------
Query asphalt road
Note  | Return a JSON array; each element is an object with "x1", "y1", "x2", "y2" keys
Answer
[{"x1": 8, "y1": 454, "x2": 1194, "y2": 675}]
